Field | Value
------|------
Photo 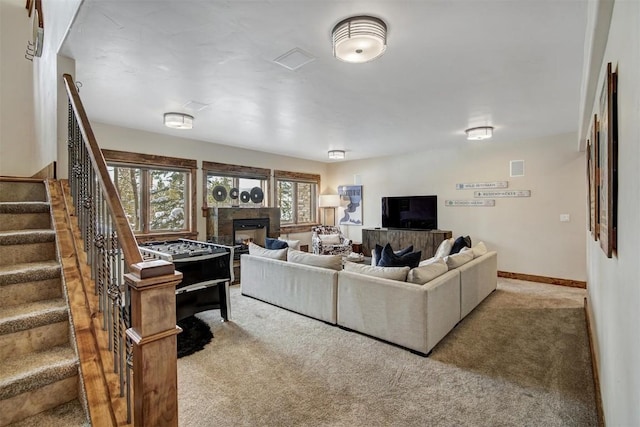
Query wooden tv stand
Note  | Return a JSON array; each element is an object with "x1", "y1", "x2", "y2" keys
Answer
[{"x1": 362, "y1": 228, "x2": 452, "y2": 261}]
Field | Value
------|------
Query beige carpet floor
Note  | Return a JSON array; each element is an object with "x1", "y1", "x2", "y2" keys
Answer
[{"x1": 178, "y1": 279, "x2": 597, "y2": 427}]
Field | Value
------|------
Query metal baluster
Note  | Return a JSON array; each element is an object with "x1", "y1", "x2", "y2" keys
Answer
[
  {"x1": 88, "y1": 167, "x2": 96, "y2": 279},
  {"x1": 108, "y1": 235, "x2": 119, "y2": 355},
  {"x1": 95, "y1": 187, "x2": 106, "y2": 321},
  {"x1": 67, "y1": 101, "x2": 73, "y2": 187},
  {"x1": 124, "y1": 285, "x2": 133, "y2": 423}
]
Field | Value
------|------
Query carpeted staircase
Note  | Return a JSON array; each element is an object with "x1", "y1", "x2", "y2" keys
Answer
[{"x1": 0, "y1": 180, "x2": 88, "y2": 426}]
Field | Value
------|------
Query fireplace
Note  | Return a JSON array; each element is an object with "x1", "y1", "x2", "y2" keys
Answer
[
  {"x1": 206, "y1": 207, "x2": 281, "y2": 283},
  {"x1": 206, "y1": 207, "x2": 281, "y2": 246},
  {"x1": 233, "y1": 218, "x2": 269, "y2": 249}
]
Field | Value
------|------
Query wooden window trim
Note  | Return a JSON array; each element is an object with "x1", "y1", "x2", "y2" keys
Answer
[
  {"x1": 280, "y1": 224, "x2": 320, "y2": 234},
  {"x1": 103, "y1": 149, "x2": 197, "y2": 169},
  {"x1": 275, "y1": 170, "x2": 320, "y2": 225},
  {"x1": 274, "y1": 170, "x2": 320, "y2": 183},
  {"x1": 102, "y1": 149, "x2": 197, "y2": 236},
  {"x1": 201, "y1": 161, "x2": 271, "y2": 212}
]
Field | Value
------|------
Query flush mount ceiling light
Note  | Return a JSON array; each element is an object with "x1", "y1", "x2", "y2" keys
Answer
[
  {"x1": 332, "y1": 15, "x2": 387, "y2": 63},
  {"x1": 164, "y1": 112, "x2": 193, "y2": 130},
  {"x1": 465, "y1": 126, "x2": 494, "y2": 140},
  {"x1": 328, "y1": 150, "x2": 346, "y2": 160}
]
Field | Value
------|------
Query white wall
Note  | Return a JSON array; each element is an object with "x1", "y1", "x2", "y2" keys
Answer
[
  {"x1": 0, "y1": 0, "x2": 80, "y2": 177},
  {"x1": 91, "y1": 122, "x2": 328, "y2": 242},
  {"x1": 0, "y1": 0, "x2": 36, "y2": 176},
  {"x1": 326, "y1": 132, "x2": 586, "y2": 281},
  {"x1": 585, "y1": 1, "x2": 640, "y2": 425}
]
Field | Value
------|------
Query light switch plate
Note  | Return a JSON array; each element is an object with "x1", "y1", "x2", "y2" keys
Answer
[{"x1": 560, "y1": 214, "x2": 570, "y2": 222}]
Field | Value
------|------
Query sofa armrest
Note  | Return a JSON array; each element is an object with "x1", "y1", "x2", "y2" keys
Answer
[
  {"x1": 240, "y1": 254, "x2": 339, "y2": 323},
  {"x1": 337, "y1": 269, "x2": 460, "y2": 354},
  {"x1": 458, "y1": 251, "x2": 498, "y2": 318}
]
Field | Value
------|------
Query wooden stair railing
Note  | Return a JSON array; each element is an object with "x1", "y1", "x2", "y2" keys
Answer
[{"x1": 63, "y1": 73, "x2": 182, "y2": 426}]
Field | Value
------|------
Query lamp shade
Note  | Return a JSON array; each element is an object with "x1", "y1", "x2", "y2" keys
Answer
[
  {"x1": 332, "y1": 16, "x2": 387, "y2": 63},
  {"x1": 319, "y1": 194, "x2": 341, "y2": 208},
  {"x1": 164, "y1": 112, "x2": 193, "y2": 129}
]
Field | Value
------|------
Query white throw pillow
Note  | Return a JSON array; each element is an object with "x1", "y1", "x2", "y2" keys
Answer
[
  {"x1": 287, "y1": 249, "x2": 342, "y2": 271},
  {"x1": 434, "y1": 238, "x2": 454, "y2": 258},
  {"x1": 445, "y1": 250, "x2": 474, "y2": 269},
  {"x1": 472, "y1": 241, "x2": 488, "y2": 257},
  {"x1": 248, "y1": 242, "x2": 288, "y2": 261},
  {"x1": 318, "y1": 234, "x2": 341, "y2": 245},
  {"x1": 278, "y1": 237, "x2": 301, "y2": 250},
  {"x1": 344, "y1": 262, "x2": 410, "y2": 282},
  {"x1": 460, "y1": 246, "x2": 474, "y2": 258},
  {"x1": 407, "y1": 258, "x2": 449, "y2": 285}
]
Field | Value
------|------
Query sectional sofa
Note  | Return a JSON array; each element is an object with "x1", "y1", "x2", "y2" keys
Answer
[{"x1": 240, "y1": 248, "x2": 497, "y2": 355}]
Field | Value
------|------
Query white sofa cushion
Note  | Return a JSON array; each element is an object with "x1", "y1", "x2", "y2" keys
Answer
[
  {"x1": 445, "y1": 249, "x2": 474, "y2": 269},
  {"x1": 248, "y1": 242, "x2": 288, "y2": 260},
  {"x1": 278, "y1": 237, "x2": 301, "y2": 250},
  {"x1": 344, "y1": 262, "x2": 410, "y2": 282},
  {"x1": 434, "y1": 237, "x2": 454, "y2": 258},
  {"x1": 472, "y1": 241, "x2": 488, "y2": 257},
  {"x1": 287, "y1": 249, "x2": 342, "y2": 271},
  {"x1": 407, "y1": 258, "x2": 449, "y2": 284},
  {"x1": 418, "y1": 256, "x2": 444, "y2": 267}
]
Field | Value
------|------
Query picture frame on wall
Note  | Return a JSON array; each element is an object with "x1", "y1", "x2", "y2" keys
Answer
[
  {"x1": 337, "y1": 185, "x2": 363, "y2": 225},
  {"x1": 598, "y1": 62, "x2": 618, "y2": 258},
  {"x1": 588, "y1": 114, "x2": 599, "y2": 240}
]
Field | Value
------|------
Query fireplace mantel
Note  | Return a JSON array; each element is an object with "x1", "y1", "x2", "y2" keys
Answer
[{"x1": 206, "y1": 207, "x2": 281, "y2": 245}]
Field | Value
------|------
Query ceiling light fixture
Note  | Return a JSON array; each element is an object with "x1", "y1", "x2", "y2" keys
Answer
[
  {"x1": 164, "y1": 112, "x2": 193, "y2": 130},
  {"x1": 332, "y1": 15, "x2": 387, "y2": 63},
  {"x1": 328, "y1": 150, "x2": 346, "y2": 160},
  {"x1": 465, "y1": 126, "x2": 494, "y2": 140}
]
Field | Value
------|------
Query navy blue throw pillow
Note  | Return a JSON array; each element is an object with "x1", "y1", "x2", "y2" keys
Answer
[
  {"x1": 450, "y1": 236, "x2": 471, "y2": 255},
  {"x1": 374, "y1": 244, "x2": 414, "y2": 266},
  {"x1": 377, "y1": 243, "x2": 421, "y2": 269},
  {"x1": 265, "y1": 237, "x2": 288, "y2": 250}
]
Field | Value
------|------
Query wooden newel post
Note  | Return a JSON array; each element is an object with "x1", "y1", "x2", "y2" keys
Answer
[{"x1": 125, "y1": 260, "x2": 183, "y2": 427}]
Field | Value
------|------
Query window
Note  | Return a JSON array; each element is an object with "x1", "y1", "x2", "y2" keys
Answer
[
  {"x1": 103, "y1": 150, "x2": 197, "y2": 237},
  {"x1": 108, "y1": 166, "x2": 189, "y2": 232},
  {"x1": 202, "y1": 161, "x2": 270, "y2": 209},
  {"x1": 274, "y1": 170, "x2": 320, "y2": 226}
]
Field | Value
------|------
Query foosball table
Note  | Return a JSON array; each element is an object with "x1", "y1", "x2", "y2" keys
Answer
[{"x1": 138, "y1": 239, "x2": 234, "y2": 321}]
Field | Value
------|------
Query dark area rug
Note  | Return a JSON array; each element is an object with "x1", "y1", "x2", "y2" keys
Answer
[{"x1": 177, "y1": 316, "x2": 213, "y2": 358}]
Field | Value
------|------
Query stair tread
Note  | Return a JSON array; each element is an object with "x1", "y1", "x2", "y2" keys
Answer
[
  {"x1": 6, "y1": 399, "x2": 89, "y2": 427},
  {"x1": 0, "y1": 298, "x2": 68, "y2": 335},
  {"x1": 0, "y1": 345, "x2": 78, "y2": 400},
  {"x1": 0, "y1": 261, "x2": 60, "y2": 286},
  {"x1": 0, "y1": 229, "x2": 56, "y2": 245},
  {"x1": 0, "y1": 201, "x2": 50, "y2": 214}
]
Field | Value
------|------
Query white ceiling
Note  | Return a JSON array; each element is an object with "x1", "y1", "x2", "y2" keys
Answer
[{"x1": 60, "y1": 0, "x2": 588, "y2": 163}]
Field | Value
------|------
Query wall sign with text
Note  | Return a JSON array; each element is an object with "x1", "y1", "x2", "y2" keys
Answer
[
  {"x1": 445, "y1": 200, "x2": 496, "y2": 207},
  {"x1": 456, "y1": 181, "x2": 508, "y2": 190},
  {"x1": 474, "y1": 190, "x2": 531, "y2": 198}
]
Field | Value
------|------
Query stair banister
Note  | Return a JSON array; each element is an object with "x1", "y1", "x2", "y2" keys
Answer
[{"x1": 63, "y1": 73, "x2": 181, "y2": 427}]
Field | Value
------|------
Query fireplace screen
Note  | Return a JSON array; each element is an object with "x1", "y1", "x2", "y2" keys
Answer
[{"x1": 233, "y1": 218, "x2": 269, "y2": 248}]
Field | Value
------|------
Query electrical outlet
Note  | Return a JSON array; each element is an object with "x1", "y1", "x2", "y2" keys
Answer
[{"x1": 560, "y1": 214, "x2": 570, "y2": 222}]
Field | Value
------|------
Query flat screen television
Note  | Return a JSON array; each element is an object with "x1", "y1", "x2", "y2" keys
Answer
[{"x1": 381, "y1": 195, "x2": 437, "y2": 230}]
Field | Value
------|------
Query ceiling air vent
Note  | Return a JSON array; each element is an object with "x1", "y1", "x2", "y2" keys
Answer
[{"x1": 273, "y1": 48, "x2": 316, "y2": 71}]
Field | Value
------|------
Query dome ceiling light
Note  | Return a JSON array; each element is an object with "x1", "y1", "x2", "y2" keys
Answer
[
  {"x1": 164, "y1": 112, "x2": 193, "y2": 130},
  {"x1": 332, "y1": 15, "x2": 387, "y2": 64},
  {"x1": 465, "y1": 126, "x2": 494, "y2": 140}
]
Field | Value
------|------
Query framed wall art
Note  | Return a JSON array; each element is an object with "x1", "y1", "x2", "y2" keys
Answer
[
  {"x1": 337, "y1": 185, "x2": 362, "y2": 225},
  {"x1": 587, "y1": 114, "x2": 599, "y2": 240},
  {"x1": 598, "y1": 62, "x2": 618, "y2": 258}
]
